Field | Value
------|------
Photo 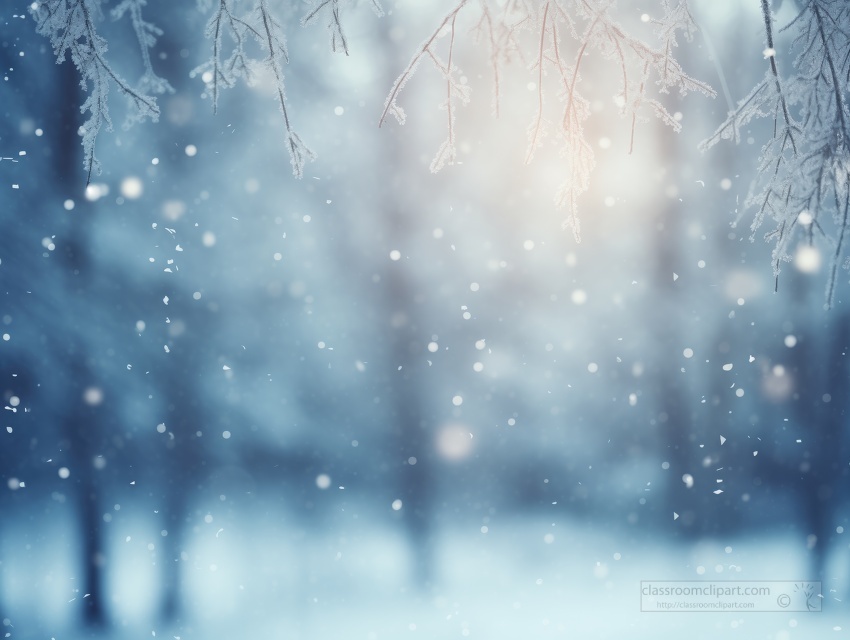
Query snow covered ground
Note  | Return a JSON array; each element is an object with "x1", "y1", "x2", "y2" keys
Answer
[{"x1": 2, "y1": 514, "x2": 845, "y2": 639}]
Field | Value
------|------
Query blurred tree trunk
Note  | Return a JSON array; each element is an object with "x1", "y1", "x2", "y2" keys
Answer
[
  {"x1": 374, "y1": 39, "x2": 439, "y2": 589},
  {"x1": 382, "y1": 244, "x2": 437, "y2": 588},
  {"x1": 53, "y1": 59, "x2": 109, "y2": 628},
  {"x1": 784, "y1": 285, "x2": 850, "y2": 583},
  {"x1": 646, "y1": 123, "x2": 700, "y2": 533},
  {"x1": 157, "y1": 366, "x2": 205, "y2": 623}
]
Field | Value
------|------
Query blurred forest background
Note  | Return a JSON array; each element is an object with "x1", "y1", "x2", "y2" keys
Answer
[{"x1": 1, "y1": 1, "x2": 850, "y2": 638}]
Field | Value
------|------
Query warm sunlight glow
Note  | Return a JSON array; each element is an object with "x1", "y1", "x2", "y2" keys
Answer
[{"x1": 795, "y1": 245, "x2": 822, "y2": 273}]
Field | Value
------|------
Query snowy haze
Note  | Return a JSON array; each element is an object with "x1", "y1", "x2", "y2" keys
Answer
[{"x1": 1, "y1": 0, "x2": 849, "y2": 638}]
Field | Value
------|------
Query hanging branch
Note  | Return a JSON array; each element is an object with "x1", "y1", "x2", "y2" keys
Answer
[
  {"x1": 379, "y1": 0, "x2": 472, "y2": 130},
  {"x1": 31, "y1": 0, "x2": 160, "y2": 184},
  {"x1": 112, "y1": 0, "x2": 174, "y2": 105},
  {"x1": 253, "y1": 0, "x2": 316, "y2": 177},
  {"x1": 380, "y1": 0, "x2": 713, "y2": 240},
  {"x1": 702, "y1": 0, "x2": 850, "y2": 306}
]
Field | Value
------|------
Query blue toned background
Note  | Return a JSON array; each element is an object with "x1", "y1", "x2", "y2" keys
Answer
[{"x1": 1, "y1": 1, "x2": 848, "y2": 637}]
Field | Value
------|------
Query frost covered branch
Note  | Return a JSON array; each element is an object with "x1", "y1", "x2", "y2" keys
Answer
[
  {"x1": 701, "y1": 0, "x2": 850, "y2": 306},
  {"x1": 254, "y1": 0, "x2": 316, "y2": 178},
  {"x1": 379, "y1": 1, "x2": 471, "y2": 131},
  {"x1": 471, "y1": 0, "x2": 523, "y2": 118},
  {"x1": 302, "y1": 0, "x2": 383, "y2": 54},
  {"x1": 192, "y1": 0, "x2": 253, "y2": 113},
  {"x1": 31, "y1": 0, "x2": 382, "y2": 182},
  {"x1": 112, "y1": 0, "x2": 174, "y2": 103},
  {"x1": 194, "y1": 0, "x2": 383, "y2": 177},
  {"x1": 380, "y1": 0, "x2": 714, "y2": 240},
  {"x1": 302, "y1": 0, "x2": 350, "y2": 55},
  {"x1": 31, "y1": 0, "x2": 161, "y2": 184}
]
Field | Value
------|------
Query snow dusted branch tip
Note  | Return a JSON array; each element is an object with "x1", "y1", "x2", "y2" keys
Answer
[
  {"x1": 252, "y1": 0, "x2": 317, "y2": 178},
  {"x1": 193, "y1": 0, "x2": 311, "y2": 177},
  {"x1": 31, "y1": 0, "x2": 382, "y2": 183},
  {"x1": 31, "y1": 0, "x2": 161, "y2": 184},
  {"x1": 701, "y1": 0, "x2": 850, "y2": 306},
  {"x1": 111, "y1": 0, "x2": 175, "y2": 104},
  {"x1": 302, "y1": 0, "x2": 350, "y2": 55},
  {"x1": 194, "y1": 0, "x2": 382, "y2": 177},
  {"x1": 302, "y1": 0, "x2": 384, "y2": 54},
  {"x1": 379, "y1": 0, "x2": 714, "y2": 240}
]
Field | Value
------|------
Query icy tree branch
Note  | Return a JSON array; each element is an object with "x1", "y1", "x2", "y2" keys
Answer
[
  {"x1": 31, "y1": 0, "x2": 160, "y2": 184},
  {"x1": 380, "y1": 0, "x2": 714, "y2": 240},
  {"x1": 111, "y1": 0, "x2": 174, "y2": 104},
  {"x1": 702, "y1": 0, "x2": 850, "y2": 306}
]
